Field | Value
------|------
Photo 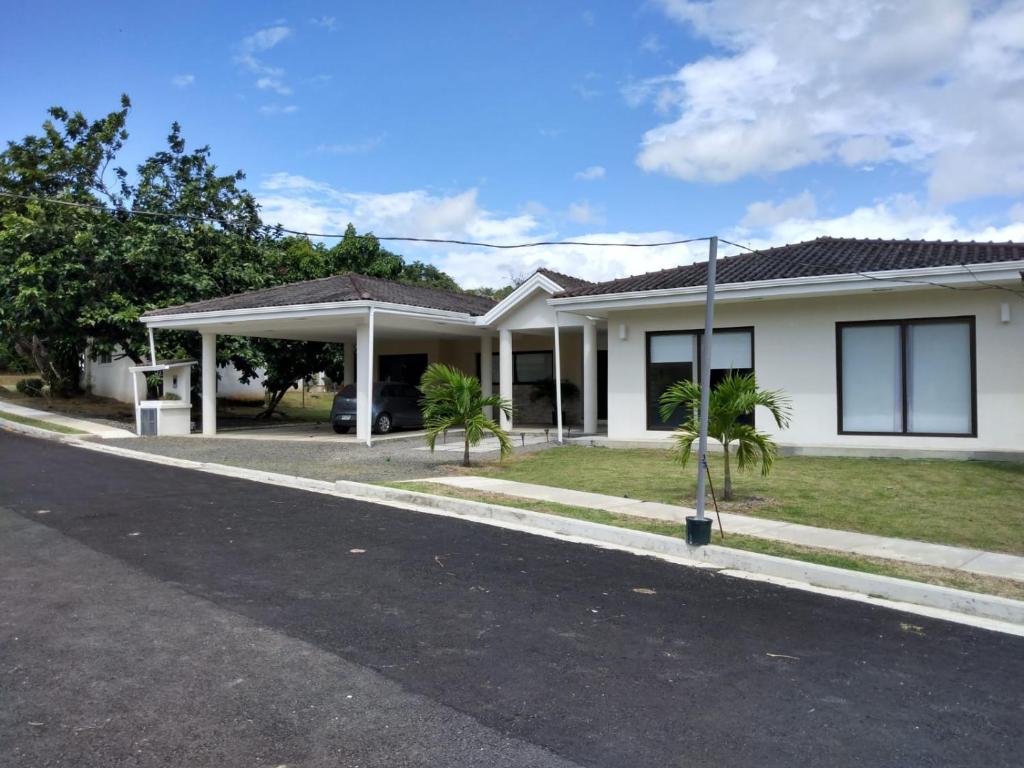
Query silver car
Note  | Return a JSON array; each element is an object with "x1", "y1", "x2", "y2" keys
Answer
[{"x1": 331, "y1": 382, "x2": 424, "y2": 434}]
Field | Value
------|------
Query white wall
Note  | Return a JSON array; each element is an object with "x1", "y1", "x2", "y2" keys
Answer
[
  {"x1": 604, "y1": 289, "x2": 1023, "y2": 456},
  {"x1": 84, "y1": 347, "x2": 264, "y2": 403}
]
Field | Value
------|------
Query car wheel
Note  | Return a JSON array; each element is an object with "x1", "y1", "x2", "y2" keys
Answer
[
  {"x1": 373, "y1": 413, "x2": 392, "y2": 434},
  {"x1": 333, "y1": 425, "x2": 350, "y2": 434}
]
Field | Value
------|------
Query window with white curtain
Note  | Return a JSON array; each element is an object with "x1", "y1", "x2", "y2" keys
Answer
[{"x1": 838, "y1": 317, "x2": 975, "y2": 436}]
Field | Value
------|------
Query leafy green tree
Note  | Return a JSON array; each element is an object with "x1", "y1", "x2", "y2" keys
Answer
[
  {"x1": 0, "y1": 96, "x2": 131, "y2": 394},
  {"x1": 419, "y1": 363, "x2": 512, "y2": 467},
  {"x1": 658, "y1": 372, "x2": 791, "y2": 500}
]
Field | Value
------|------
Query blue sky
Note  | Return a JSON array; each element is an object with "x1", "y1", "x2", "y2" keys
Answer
[{"x1": 3, "y1": 1, "x2": 1023, "y2": 286}]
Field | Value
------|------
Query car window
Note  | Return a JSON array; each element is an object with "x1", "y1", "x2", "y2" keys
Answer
[
  {"x1": 381, "y1": 385, "x2": 397, "y2": 398},
  {"x1": 401, "y1": 384, "x2": 421, "y2": 399},
  {"x1": 339, "y1": 384, "x2": 356, "y2": 398}
]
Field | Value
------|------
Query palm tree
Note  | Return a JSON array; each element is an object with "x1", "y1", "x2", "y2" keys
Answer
[
  {"x1": 419, "y1": 363, "x2": 514, "y2": 467},
  {"x1": 658, "y1": 372, "x2": 791, "y2": 501}
]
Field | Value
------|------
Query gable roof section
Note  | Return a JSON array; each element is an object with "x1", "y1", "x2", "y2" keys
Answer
[
  {"x1": 143, "y1": 273, "x2": 497, "y2": 318},
  {"x1": 554, "y1": 237, "x2": 1024, "y2": 297},
  {"x1": 534, "y1": 268, "x2": 593, "y2": 291}
]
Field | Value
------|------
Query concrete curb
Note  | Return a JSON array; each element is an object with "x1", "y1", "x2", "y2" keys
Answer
[
  {"x1": 0, "y1": 416, "x2": 83, "y2": 443},
  {"x1": 337, "y1": 481, "x2": 1024, "y2": 630},
  {"x1": 12, "y1": 430, "x2": 1023, "y2": 635}
]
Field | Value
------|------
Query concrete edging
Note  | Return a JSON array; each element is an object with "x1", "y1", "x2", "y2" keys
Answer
[
  {"x1": 0, "y1": 416, "x2": 83, "y2": 443},
  {"x1": 9, "y1": 429, "x2": 1021, "y2": 634},
  {"x1": 337, "y1": 480, "x2": 1024, "y2": 628}
]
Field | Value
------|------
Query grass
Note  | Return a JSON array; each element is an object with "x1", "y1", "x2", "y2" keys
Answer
[
  {"x1": 0, "y1": 409, "x2": 86, "y2": 435},
  {"x1": 391, "y1": 481, "x2": 1024, "y2": 601},
  {"x1": 217, "y1": 388, "x2": 334, "y2": 424},
  {"x1": 467, "y1": 446, "x2": 1024, "y2": 556}
]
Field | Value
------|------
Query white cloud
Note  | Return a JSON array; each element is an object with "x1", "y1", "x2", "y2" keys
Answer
[
  {"x1": 311, "y1": 136, "x2": 384, "y2": 155},
  {"x1": 731, "y1": 194, "x2": 1024, "y2": 252},
  {"x1": 741, "y1": 191, "x2": 817, "y2": 229},
  {"x1": 171, "y1": 74, "x2": 195, "y2": 88},
  {"x1": 640, "y1": 34, "x2": 662, "y2": 54},
  {"x1": 574, "y1": 165, "x2": 606, "y2": 181},
  {"x1": 255, "y1": 174, "x2": 704, "y2": 287},
  {"x1": 311, "y1": 16, "x2": 336, "y2": 31},
  {"x1": 638, "y1": 0, "x2": 1024, "y2": 203},
  {"x1": 258, "y1": 104, "x2": 299, "y2": 116},
  {"x1": 256, "y1": 76, "x2": 291, "y2": 96},
  {"x1": 567, "y1": 201, "x2": 603, "y2": 225},
  {"x1": 237, "y1": 25, "x2": 293, "y2": 97}
]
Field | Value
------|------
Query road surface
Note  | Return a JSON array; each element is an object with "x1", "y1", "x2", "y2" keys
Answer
[{"x1": 1, "y1": 431, "x2": 1021, "y2": 767}]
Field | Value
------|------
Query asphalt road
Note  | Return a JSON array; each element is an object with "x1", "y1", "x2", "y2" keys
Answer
[{"x1": 1, "y1": 431, "x2": 1022, "y2": 767}]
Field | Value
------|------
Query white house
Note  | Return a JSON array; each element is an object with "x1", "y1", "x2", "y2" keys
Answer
[{"x1": 140, "y1": 237, "x2": 1024, "y2": 460}]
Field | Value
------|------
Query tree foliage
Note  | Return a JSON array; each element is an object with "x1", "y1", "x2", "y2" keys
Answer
[
  {"x1": 0, "y1": 97, "x2": 464, "y2": 415},
  {"x1": 419, "y1": 363, "x2": 513, "y2": 467},
  {"x1": 658, "y1": 372, "x2": 791, "y2": 501}
]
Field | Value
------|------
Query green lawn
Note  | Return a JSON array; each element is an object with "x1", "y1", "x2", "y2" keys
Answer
[
  {"x1": 470, "y1": 446, "x2": 1024, "y2": 555},
  {"x1": 0, "y1": 409, "x2": 86, "y2": 435},
  {"x1": 392, "y1": 481, "x2": 1024, "y2": 600}
]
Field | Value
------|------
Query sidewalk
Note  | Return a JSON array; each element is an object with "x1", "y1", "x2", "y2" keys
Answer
[
  {"x1": 424, "y1": 476, "x2": 1024, "y2": 583},
  {"x1": 0, "y1": 401, "x2": 136, "y2": 439}
]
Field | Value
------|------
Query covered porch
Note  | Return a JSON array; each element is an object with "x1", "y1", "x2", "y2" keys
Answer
[{"x1": 140, "y1": 272, "x2": 606, "y2": 445}]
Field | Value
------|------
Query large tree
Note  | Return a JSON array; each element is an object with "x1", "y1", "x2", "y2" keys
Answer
[{"x1": 0, "y1": 96, "x2": 465, "y2": 419}]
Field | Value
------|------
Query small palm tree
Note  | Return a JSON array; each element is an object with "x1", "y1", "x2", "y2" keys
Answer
[
  {"x1": 659, "y1": 372, "x2": 791, "y2": 501},
  {"x1": 420, "y1": 363, "x2": 514, "y2": 467}
]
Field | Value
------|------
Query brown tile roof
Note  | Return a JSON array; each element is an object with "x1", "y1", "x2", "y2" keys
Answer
[
  {"x1": 554, "y1": 237, "x2": 1024, "y2": 298},
  {"x1": 534, "y1": 268, "x2": 593, "y2": 291},
  {"x1": 143, "y1": 273, "x2": 498, "y2": 318}
]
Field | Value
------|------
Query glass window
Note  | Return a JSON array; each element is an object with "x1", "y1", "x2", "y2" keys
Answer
[
  {"x1": 646, "y1": 332, "x2": 698, "y2": 430},
  {"x1": 838, "y1": 318, "x2": 974, "y2": 436},
  {"x1": 514, "y1": 352, "x2": 553, "y2": 384},
  {"x1": 840, "y1": 324, "x2": 903, "y2": 433},
  {"x1": 906, "y1": 322, "x2": 972, "y2": 434}
]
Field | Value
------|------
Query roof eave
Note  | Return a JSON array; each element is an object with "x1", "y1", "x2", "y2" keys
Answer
[
  {"x1": 548, "y1": 261, "x2": 1024, "y2": 312},
  {"x1": 143, "y1": 299, "x2": 481, "y2": 329}
]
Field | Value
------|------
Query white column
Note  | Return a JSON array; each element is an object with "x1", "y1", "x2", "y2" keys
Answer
[
  {"x1": 499, "y1": 328, "x2": 513, "y2": 430},
  {"x1": 554, "y1": 313, "x2": 563, "y2": 443},
  {"x1": 480, "y1": 334, "x2": 493, "y2": 418},
  {"x1": 342, "y1": 340, "x2": 354, "y2": 386},
  {"x1": 356, "y1": 312, "x2": 375, "y2": 446},
  {"x1": 201, "y1": 332, "x2": 217, "y2": 436},
  {"x1": 582, "y1": 318, "x2": 598, "y2": 435}
]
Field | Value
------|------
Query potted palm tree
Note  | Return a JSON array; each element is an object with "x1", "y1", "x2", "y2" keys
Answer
[
  {"x1": 419, "y1": 363, "x2": 514, "y2": 467},
  {"x1": 529, "y1": 377, "x2": 579, "y2": 426},
  {"x1": 658, "y1": 372, "x2": 791, "y2": 501}
]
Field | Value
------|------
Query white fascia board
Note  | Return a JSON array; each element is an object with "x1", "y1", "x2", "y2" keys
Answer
[
  {"x1": 143, "y1": 300, "x2": 478, "y2": 329},
  {"x1": 548, "y1": 262, "x2": 1024, "y2": 313},
  {"x1": 477, "y1": 273, "x2": 563, "y2": 327}
]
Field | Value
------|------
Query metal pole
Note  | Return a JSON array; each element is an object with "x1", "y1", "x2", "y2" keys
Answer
[
  {"x1": 694, "y1": 236, "x2": 718, "y2": 521},
  {"x1": 554, "y1": 311, "x2": 563, "y2": 443},
  {"x1": 148, "y1": 328, "x2": 157, "y2": 366}
]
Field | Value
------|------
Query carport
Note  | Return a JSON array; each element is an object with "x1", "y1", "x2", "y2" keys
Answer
[{"x1": 141, "y1": 270, "x2": 607, "y2": 445}]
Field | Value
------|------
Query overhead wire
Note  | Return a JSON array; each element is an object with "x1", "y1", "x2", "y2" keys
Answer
[{"x1": 3, "y1": 190, "x2": 1022, "y2": 297}]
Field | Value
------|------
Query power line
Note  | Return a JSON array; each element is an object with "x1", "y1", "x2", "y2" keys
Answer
[
  {"x1": 0, "y1": 191, "x2": 707, "y2": 249},
  {"x1": 4, "y1": 190, "x2": 1020, "y2": 296}
]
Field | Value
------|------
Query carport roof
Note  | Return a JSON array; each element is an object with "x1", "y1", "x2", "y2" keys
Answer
[{"x1": 142, "y1": 273, "x2": 497, "y2": 318}]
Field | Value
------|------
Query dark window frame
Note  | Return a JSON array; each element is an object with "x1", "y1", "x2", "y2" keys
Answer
[
  {"x1": 835, "y1": 316, "x2": 977, "y2": 438},
  {"x1": 645, "y1": 326, "x2": 755, "y2": 431},
  {"x1": 474, "y1": 350, "x2": 555, "y2": 385},
  {"x1": 513, "y1": 350, "x2": 554, "y2": 385}
]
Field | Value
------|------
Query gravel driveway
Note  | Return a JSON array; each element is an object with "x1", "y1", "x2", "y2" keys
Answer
[{"x1": 102, "y1": 432, "x2": 553, "y2": 483}]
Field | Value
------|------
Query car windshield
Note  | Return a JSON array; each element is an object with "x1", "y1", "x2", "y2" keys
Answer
[{"x1": 339, "y1": 384, "x2": 357, "y2": 398}]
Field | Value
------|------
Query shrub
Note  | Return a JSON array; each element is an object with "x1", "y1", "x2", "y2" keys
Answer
[{"x1": 16, "y1": 378, "x2": 45, "y2": 397}]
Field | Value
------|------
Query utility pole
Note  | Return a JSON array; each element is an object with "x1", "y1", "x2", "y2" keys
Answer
[{"x1": 687, "y1": 236, "x2": 717, "y2": 545}]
